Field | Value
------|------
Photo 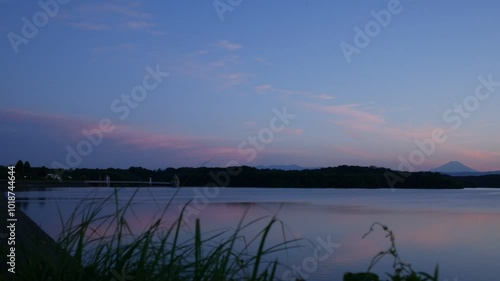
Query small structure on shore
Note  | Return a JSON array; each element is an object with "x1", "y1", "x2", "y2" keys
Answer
[
  {"x1": 171, "y1": 174, "x2": 180, "y2": 188},
  {"x1": 45, "y1": 173, "x2": 62, "y2": 182},
  {"x1": 84, "y1": 175, "x2": 180, "y2": 187}
]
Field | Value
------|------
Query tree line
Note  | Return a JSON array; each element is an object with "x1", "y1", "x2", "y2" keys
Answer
[{"x1": 3, "y1": 161, "x2": 499, "y2": 188}]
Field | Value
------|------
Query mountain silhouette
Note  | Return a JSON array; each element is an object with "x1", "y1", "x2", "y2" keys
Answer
[{"x1": 431, "y1": 161, "x2": 477, "y2": 173}]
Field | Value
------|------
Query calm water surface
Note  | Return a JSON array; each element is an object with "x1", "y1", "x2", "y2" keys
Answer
[{"x1": 16, "y1": 187, "x2": 500, "y2": 281}]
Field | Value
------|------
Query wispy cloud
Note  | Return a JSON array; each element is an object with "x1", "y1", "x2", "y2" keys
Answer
[
  {"x1": 70, "y1": 22, "x2": 110, "y2": 31},
  {"x1": 254, "y1": 57, "x2": 270, "y2": 64},
  {"x1": 171, "y1": 51, "x2": 244, "y2": 89},
  {"x1": 307, "y1": 103, "x2": 435, "y2": 140},
  {"x1": 255, "y1": 85, "x2": 335, "y2": 101},
  {"x1": 218, "y1": 40, "x2": 242, "y2": 50},
  {"x1": 283, "y1": 128, "x2": 303, "y2": 136},
  {"x1": 302, "y1": 101, "x2": 500, "y2": 170},
  {"x1": 91, "y1": 43, "x2": 136, "y2": 55},
  {"x1": 67, "y1": 2, "x2": 163, "y2": 34},
  {"x1": 256, "y1": 84, "x2": 273, "y2": 93},
  {"x1": 122, "y1": 20, "x2": 155, "y2": 30},
  {"x1": 189, "y1": 40, "x2": 241, "y2": 57},
  {"x1": 304, "y1": 102, "x2": 440, "y2": 142},
  {"x1": 169, "y1": 39, "x2": 248, "y2": 89},
  {"x1": 312, "y1": 94, "x2": 335, "y2": 100},
  {"x1": 1, "y1": 108, "x2": 309, "y2": 167},
  {"x1": 1, "y1": 109, "x2": 207, "y2": 151},
  {"x1": 317, "y1": 104, "x2": 384, "y2": 125},
  {"x1": 0, "y1": 109, "x2": 236, "y2": 166},
  {"x1": 211, "y1": 55, "x2": 239, "y2": 67},
  {"x1": 77, "y1": 2, "x2": 151, "y2": 19},
  {"x1": 112, "y1": 128, "x2": 205, "y2": 150},
  {"x1": 220, "y1": 73, "x2": 245, "y2": 88}
]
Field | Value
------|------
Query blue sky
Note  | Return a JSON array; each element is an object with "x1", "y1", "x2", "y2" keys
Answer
[{"x1": 1, "y1": 0, "x2": 500, "y2": 171}]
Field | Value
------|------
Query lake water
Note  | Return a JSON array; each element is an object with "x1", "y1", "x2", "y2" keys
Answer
[{"x1": 16, "y1": 187, "x2": 500, "y2": 280}]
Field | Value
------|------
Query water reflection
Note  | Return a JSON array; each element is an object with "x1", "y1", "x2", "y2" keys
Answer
[{"x1": 14, "y1": 187, "x2": 500, "y2": 281}]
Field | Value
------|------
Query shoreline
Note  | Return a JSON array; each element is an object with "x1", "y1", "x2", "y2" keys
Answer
[
  {"x1": 1, "y1": 180, "x2": 480, "y2": 190},
  {"x1": 0, "y1": 193, "x2": 75, "y2": 279}
]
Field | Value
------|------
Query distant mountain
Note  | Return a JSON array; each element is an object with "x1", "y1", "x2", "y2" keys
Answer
[
  {"x1": 431, "y1": 161, "x2": 477, "y2": 174},
  {"x1": 255, "y1": 164, "x2": 311, "y2": 171}
]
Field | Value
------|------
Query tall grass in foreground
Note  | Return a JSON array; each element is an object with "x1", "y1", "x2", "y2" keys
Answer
[
  {"x1": 344, "y1": 222, "x2": 439, "y2": 281},
  {"x1": 17, "y1": 188, "x2": 301, "y2": 281}
]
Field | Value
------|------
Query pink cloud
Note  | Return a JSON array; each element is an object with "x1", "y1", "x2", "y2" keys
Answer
[
  {"x1": 419, "y1": 142, "x2": 500, "y2": 171},
  {"x1": 458, "y1": 149, "x2": 500, "y2": 162},
  {"x1": 394, "y1": 212, "x2": 500, "y2": 246},
  {"x1": 449, "y1": 148, "x2": 500, "y2": 171},
  {"x1": 306, "y1": 103, "x2": 445, "y2": 143},
  {"x1": 2, "y1": 109, "x2": 305, "y2": 167},
  {"x1": 113, "y1": 130, "x2": 196, "y2": 150},
  {"x1": 283, "y1": 128, "x2": 303, "y2": 136},
  {"x1": 305, "y1": 103, "x2": 384, "y2": 131},
  {"x1": 323, "y1": 104, "x2": 384, "y2": 125}
]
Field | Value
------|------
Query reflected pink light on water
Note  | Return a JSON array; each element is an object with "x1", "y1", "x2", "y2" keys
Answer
[{"x1": 17, "y1": 188, "x2": 500, "y2": 281}]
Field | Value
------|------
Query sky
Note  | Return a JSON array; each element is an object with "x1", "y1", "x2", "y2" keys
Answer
[{"x1": 1, "y1": 0, "x2": 500, "y2": 171}]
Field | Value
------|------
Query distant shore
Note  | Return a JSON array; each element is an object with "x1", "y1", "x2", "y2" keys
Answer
[
  {"x1": 2, "y1": 165, "x2": 500, "y2": 190},
  {"x1": 1, "y1": 179, "x2": 470, "y2": 189}
]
